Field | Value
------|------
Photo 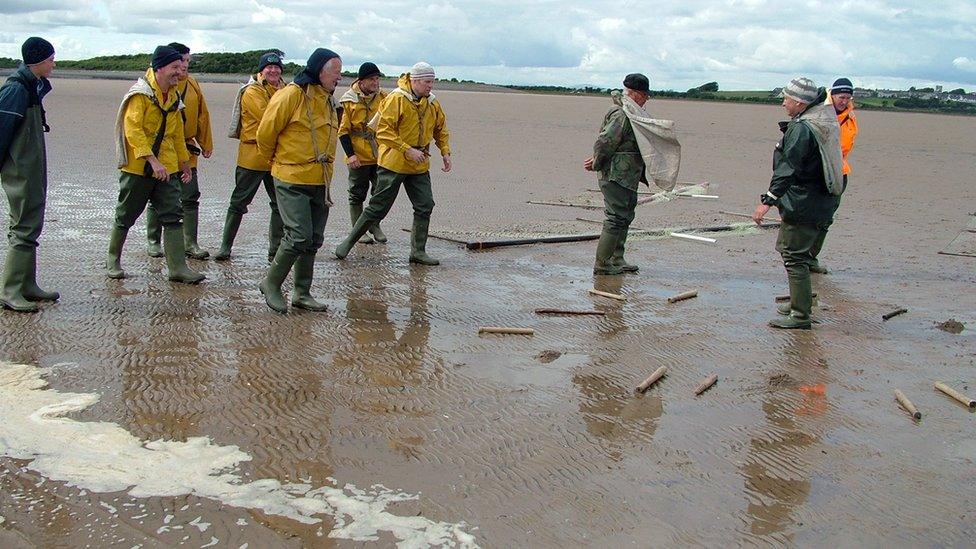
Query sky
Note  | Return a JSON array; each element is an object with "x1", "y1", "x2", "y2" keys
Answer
[{"x1": 1, "y1": 0, "x2": 975, "y2": 91}]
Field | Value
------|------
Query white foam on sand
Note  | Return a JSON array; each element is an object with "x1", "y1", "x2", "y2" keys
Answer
[{"x1": 0, "y1": 363, "x2": 478, "y2": 548}]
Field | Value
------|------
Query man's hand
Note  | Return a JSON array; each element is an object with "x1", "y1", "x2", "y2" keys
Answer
[
  {"x1": 202, "y1": 149, "x2": 213, "y2": 159},
  {"x1": 752, "y1": 203, "x2": 771, "y2": 225},
  {"x1": 347, "y1": 154, "x2": 362, "y2": 169},
  {"x1": 180, "y1": 162, "x2": 192, "y2": 184},
  {"x1": 442, "y1": 154, "x2": 452, "y2": 173},
  {"x1": 147, "y1": 156, "x2": 168, "y2": 181},
  {"x1": 405, "y1": 147, "x2": 427, "y2": 163},
  {"x1": 583, "y1": 156, "x2": 595, "y2": 171}
]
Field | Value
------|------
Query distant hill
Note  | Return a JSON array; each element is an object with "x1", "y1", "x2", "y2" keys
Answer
[{"x1": 55, "y1": 49, "x2": 308, "y2": 75}]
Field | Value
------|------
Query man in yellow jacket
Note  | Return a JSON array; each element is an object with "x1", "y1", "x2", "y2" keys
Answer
[
  {"x1": 334, "y1": 62, "x2": 451, "y2": 265},
  {"x1": 214, "y1": 51, "x2": 286, "y2": 262},
  {"x1": 256, "y1": 48, "x2": 341, "y2": 313},
  {"x1": 338, "y1": 61, "x2": 387, "y2": 244},
  {"x1": 106, "y1": 45, "x2": 204, "y2": 283},
  {"x1": 809, "y1": 77, "x2": 859, "y2": 274},
  {"x1": 145, "y1": 42, "x2": 213, "y2": 260}
]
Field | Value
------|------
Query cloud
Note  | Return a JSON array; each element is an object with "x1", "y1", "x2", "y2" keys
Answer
[{"x1": 953, "y1": 57, "x2": 976, "y2": 72}]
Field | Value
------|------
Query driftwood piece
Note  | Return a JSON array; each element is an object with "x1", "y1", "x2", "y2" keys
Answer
[
  {"x1": 534, "y1": 308, "x2": 606, "y2": 316},
  {"x1": 667, "y1": 290, "x2": 699, "y2": 304},
  {"x1": 894, "y1": 389, "x2": 922, "y2": 420},
  {"x1": 934, "y1": 382, "x2": 976, "y2": 409},
  {"x1": 882, "y1": 308, "x2": 908, "y2": 321},
  {"x1": 478, "y1": 326, "x2": 535, "y2": 335},
  {"x1": 775, "y1": 293, "x2": 817, "y2": 302},
  {"x1": 635, "y1": 366, "x2": 668, "y2": 394},
  {"x1": 694, "y1": 374, "x2": 719, "y2": 395},
  {"x1": 588, "y1": 289, "x2": 626, "y2": 301}
]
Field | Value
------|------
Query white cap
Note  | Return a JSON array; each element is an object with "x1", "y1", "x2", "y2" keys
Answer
[{"x1": 410, "y1": 61, "x2": 435, "y2": 80}]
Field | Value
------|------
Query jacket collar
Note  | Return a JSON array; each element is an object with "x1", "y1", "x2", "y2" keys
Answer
[{"x1": 16, "y1": 63, "x2": 52, "y2": 99}]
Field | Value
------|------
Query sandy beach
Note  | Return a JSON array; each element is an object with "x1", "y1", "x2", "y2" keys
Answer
[{"x1": 0, "y1": 76, "x2": 973, "y2": 547}]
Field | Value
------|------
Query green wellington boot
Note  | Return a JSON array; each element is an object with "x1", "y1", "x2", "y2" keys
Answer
[
  {"x1": 809, "y1": 262, "x2": 828, "y2": 274},
  {"x1": 145, "y1": 208, "x2": 164, "y2": 258},
  {"x1": 23, "y1": 249, "x2": 59, "y2": 302},
  {"x1": 335, "y1": 214, "x2": 373, "y2": 260},
  {"x1": 408, "y1": 217, "x2": 439, "y2": 266},
  {"x1": 163, "y1": 226, "x2": 206, "y2": 284},
  {"x1": 369, "y1": 222, "x2": 387, "y2": 243},
  {"x1": 214, "y1": 212, "x2": 242, "y2": 261},
  {"x1": 1, "y1": 247, "x2": 39, "y2": 312},
  {"x1": 260, "y1": 248, "x2": 299, "y2": 313},
  {"x1": 183, "y1": 209, "x2": 210, "y2": 260},
  {"x1": 350, "y1": 203, "x2": 374, "y2": 244},
  {"x1": 769, "y1": 275, "x2": 813, "y2": 329},
  {"x1": 268, "y1": 212, "x2": 283, "y2": 263},
  {"x1": 611, "y1": 230, "x2": 638, "y2": 273},
  {"x1": 291, "y1": 253, "x2": 328, "y2": 311},
  {"x1": 593, "y1": 228, "x2": 623, "y2": 275},
  {"x1": 106, "y1": 226, "x2": 128, "y2": 279}
]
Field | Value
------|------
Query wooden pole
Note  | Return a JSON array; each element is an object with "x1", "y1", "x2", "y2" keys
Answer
[
  {"x1": 882, "y1": 308, "x2": 908, "y2": 321},
  {"x1": 527, "y1": 200, "x2": 601, "y2": 209},
  {"x1": 635, "y1": 366, "x2": 667, "y2": 394},
  {"x1": 478, "y1": 326, "x2": 535, "y2": 335},
  {"x1": 694, "y1": 374, "x2": 718, "y2": 395},
  {"x1": 894, "y1": 390, "x2": 922, "y2": 420},
  {"x1": 534, "y1": 308, "x2": 606, "y2": 316},
  {"x1": 667, "y1": 290, "x2": 699, "y2": 304},
  {"x1": 934, "y1": 382, "x2": 976, "y2": 409},
  {"x1": 719, "y1": 210, "x2": 782, "y2": 223},
  {"x1": 775, "y1": 293, "x2": 817, "y2": 302},
  {"x1": 588, "y1": 289, "x2": 626, "y2": 301},
  {"x1": 671, "y1": 232, "x2": 716, "y2": 243}
]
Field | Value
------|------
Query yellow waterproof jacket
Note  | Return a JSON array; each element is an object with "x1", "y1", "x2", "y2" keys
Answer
[
  {"x1": 120, "y1": 68, "x2": 189, "y2": 176},
  {"x1": 338, "y1": 82, "x2": 386, "y2": 165},
  {"x1": 256, "y1": 82, "x2": 339, "y2": 185},
  {"x1": 836, "y1": 102, "x2": 858, "y2": 175},
  {"x1": 376, "y1": 74, "x2": 450, "y2": 175},
  {"x1": 175, "y1": 75, "x2": 212, "y2": 169},
  {"x1": 237, "y1": 74, "x2": 285, "y2": 171}
]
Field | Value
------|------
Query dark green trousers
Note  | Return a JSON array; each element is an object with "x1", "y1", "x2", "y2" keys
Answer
[
  {"x1": 358, "y1": 168, "x2": 434, "y2": 224},
  {"x1": 147, "y1": 167, "x2": 199, "y2": 218},
  {"x1": 273, "y1": 179, "x2": 328, "y2": 255},
  {"x1": 599, "y1": 179, "x2": 638, "y2": 233},
  {"x1": 775, "y1": 221, "x2": 827, "y2": 279},
  {"x1": 2, "y1": 164, "x2": 46, "y2": 251},
  {"x1": 228, "y1": 166, "x2": 279, "y2": 217},
  {"x1": 348, "y1": 164, "x2": 379, "y2": 205},
  {"x1": 113, "y1": 171, "x2": 182, "y2": 229}
]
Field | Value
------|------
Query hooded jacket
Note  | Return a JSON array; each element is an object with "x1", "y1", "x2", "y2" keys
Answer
[
  {"x1": 0, "y1": 64, "x2": 51, "y2": 176},
  {"x1": 256, "y1": 81, "x2": 339, "y2": 185},
  {"x1": 116, "y1": 68, "x2": 190, "y2": 175},
  {"x1": 174, "y1": 74, "x2": 212, "y2": 169},
  {"x1": 375, "y1": 73, "x2": 450, "y2": 175},
  {"x1": 234, "y1": 73, "x2": 285, "y2": 171},
  {"x1": 338, "y1": 81, "x2": 386, "y2": 165}
]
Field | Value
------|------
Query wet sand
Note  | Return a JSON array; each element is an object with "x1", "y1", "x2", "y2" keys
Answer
[{"x1": 0, "y1": 78, "x2": 974, "y2": 547}]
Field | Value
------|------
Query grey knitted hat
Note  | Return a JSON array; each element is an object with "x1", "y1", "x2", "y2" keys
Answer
[{"x1": 782, "y1": 76, "x2": 818, "y2": 104}]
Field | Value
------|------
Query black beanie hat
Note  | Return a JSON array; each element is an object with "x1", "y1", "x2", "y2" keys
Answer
[
  {"x1": 22, "y1": 36, "x2": 55, "y2": 65},
  {"x1": 151, "y1": 45, "x2": 183, "y2": 70},
  {"x1": 294, "y1": 48, "x2": 340, "y2": 86},
  {"x1": 830, "y1": 77, "x2": 854, "y2": 95},
  {"x1": 358, "y1": 62, "x2": 381, "y2": 80},
  {"x1": 258, "y1": 51, "x2": 284, "y2": 72},
  {"x1": 167, "y1": 42, "x2": 190, "y2": 55}
]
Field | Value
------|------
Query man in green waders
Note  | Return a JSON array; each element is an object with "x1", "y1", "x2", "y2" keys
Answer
[
  {"x1": 0, "y1": 37, "x2": 59, "y2": 312},
  {"x1": 105, "y1": 45, "x2": 205, "y2": 284}
]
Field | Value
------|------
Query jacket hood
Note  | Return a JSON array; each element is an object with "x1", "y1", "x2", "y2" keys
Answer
[
  {"x1": 797, "y1": 87, "x2": 829, "y2": 118},
  {"x1": 294, "y1": 48, "x2": 340, "y2": 86},
  {"x1": 15, "y1": 63, "x2": 53, "y2": 97}
]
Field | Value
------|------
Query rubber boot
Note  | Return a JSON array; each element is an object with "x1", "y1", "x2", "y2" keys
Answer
[
  {"x1": 369, "y1": 222, "x2": 387, "y2": 243},
  {"x1": 268, "y1": 212, "x2": 283, "y2": 263},
  {"x1": 260, "y1": 248, "x2": 299, "y2": 313},
  {"x1": 1, "y1": 247, "x2": 39, "y2": 312},
  {"x1": 183, "y1": 209, "x2": 210, "y2": 259},
  {"x1": 593, "y1": 228, "x2": 623, "y2": 275},
  {"x1": 291, "y1": 253, "x2": 328, "y2": 311},
  {"x1": 23, "y1": 249, "x2": 59, "y2": 302},
  {"x1": 146, "y1": 208, "x2": 164, "y2": 257},
  {"x1": 106, "y1": 226, "x2": 128, "y2": 279},
  {"x1": 769, "y1": 275, "x2": 812, "y2": 329},
  {"x1": 335, "y1": 215, "x2": 372, "y2": 260},
  {"x1": 350, "y1": 203, "x2": 374, "y2": 244},
  {"x1": 809, "y1": 262, "x2": 828, "y2": 274},
  {"x1": 214, "y1": 212, "x2": 242, "y2": 261},
  {"x1": 163, "y1": 226, "x2": 205, "y2": 284},
  {"x1": 611, "y1": 230, "x2": 638, "y2": 273},
  {"x1": 408, "y1": 217, "x2": 439, "y2": 266}
]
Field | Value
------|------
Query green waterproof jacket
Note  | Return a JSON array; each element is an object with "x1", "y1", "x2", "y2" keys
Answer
[
  {"x1": 592, "y1": 105, "x2": 645, "y2": 191},
  {"x1": 0, "y1": 64, "x2": 50, "y2": 191},
  {"x1": 768, "y1": 91, "x2": 841, "y2": 226}
]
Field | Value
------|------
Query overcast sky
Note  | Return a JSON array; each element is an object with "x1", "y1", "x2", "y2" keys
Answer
[{"x1": 2, "y1": 0, "x2": 974, "y2": 91}]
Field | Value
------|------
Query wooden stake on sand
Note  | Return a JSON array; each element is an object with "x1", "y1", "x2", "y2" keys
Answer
[
  {"x1": 671, "y1": 232, "x2": 717, "y2": 243},
  {"x1": 882, "y1": 308, "x2": 908, "y2": 321},
  {"x1": 694, "y1": 374, "x2": 718, "y2": 395},
  {"x1": 667, "y1": 290, "x2": 698, "y2": 304},
  {"x1": 588, "y1": 289, "x2": 626, "y2": 301},
  {"x1": 894, "y1": 390, "x2": 922, "y2": 420},
  {"x1": 934, "y1": 382, "x2": 976, "y2": 409},
  {"x1": 635, "y1": 366, "x2": 668, "y2": 394},
  {"x1": 479, "y1": 326, "x2": 535, "y2": 335},
  {"x1": 775, "y1": 293, "x2": 817, "y2": 302},
  {"x1": 534, "y1": 308, "x2": 605, "y2": 316}
]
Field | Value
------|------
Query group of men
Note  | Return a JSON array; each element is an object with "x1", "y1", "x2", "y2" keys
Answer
[
  {"x1": 2, "y1": 35, "x2": 857, "y2": 329},
  {"x1": 0, "y1": 37, "x2": 453, "y2": 314},
  {"x1": 586, "y1": 72, "x2": 858, "y2": 330}
]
